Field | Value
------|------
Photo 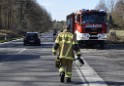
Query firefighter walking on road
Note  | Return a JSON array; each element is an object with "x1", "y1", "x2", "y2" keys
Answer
[{"x1": 52, "y1": 26, "x2": 84, "y2": 83}]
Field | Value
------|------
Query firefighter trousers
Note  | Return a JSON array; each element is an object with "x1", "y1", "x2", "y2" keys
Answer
[{"x1": 59, "y1": 59, "x2": 73, "y2": 78}]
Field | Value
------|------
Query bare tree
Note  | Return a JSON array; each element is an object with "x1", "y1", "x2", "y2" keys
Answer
[
  {"x1": 112, "y1": 0, "x2": 124, "y2": 28},
  {"x1": 106, "y1": 0, "x2": 116, "y2": 13},
  {"x1": 95, "y1": 0, "x2": 108, "y2": 12},
  {"x1": 24, "y1": 0, "x2": 52, "y2": 32},
  {"x1": 0, "y1": 0, "x2": 52, "y2": 35},
  {"x1": 0, "y1": 0, "x2": 2, "y2": 29}
]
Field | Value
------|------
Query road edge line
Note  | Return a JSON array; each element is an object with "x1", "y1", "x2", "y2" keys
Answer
[{"x1": 75, "y1": 60, "x2": 108, "y2": 86}]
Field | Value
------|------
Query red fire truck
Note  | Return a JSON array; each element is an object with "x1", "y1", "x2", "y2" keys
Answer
[{"x1": 66, "y1": 9, "x2": 108, "y2": 48}]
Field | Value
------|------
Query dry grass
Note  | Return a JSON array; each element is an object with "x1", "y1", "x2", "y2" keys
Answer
[
  {"x1": 107, "y1": 29, "x2": 124, "y2": 44},
  {"x1": 110, "y1": 30, "x2": 124, "y2": 37},
  {"x1": 0, "y1": 29, "x2": 19, "y2": 41}
]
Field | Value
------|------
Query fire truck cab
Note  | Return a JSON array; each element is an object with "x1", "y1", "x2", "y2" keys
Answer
[{"x1": 66, "y1": 9, "x2": 108, "y2": 48}]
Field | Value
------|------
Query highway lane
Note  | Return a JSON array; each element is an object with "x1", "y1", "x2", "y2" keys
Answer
[
  {"x1": 45, "y1": 32, "x2": 124, "y2": 86},
  {"x1": 0, "y1": 33, "x2": 124, "y2": 86},
  {"x1": 0, "y1": 38, "x2": 86, "y2": 86},
  {"x1": 81, "y1": 44, "x2": 124, "y2": 86}
]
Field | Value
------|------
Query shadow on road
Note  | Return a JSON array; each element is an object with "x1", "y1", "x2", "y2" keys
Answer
[
  {"x1": 80, "y1": 44, "x2": 124, "y2": 50},
  {"x1": 70, "y1": 81, "x2": 84, "y2": 85},
  {"x1": 0, "y1": 54, "x2": 40, "y2": 62},
  {"x1": 106, "y1": 81, "x2": 124, "y2": 86},
  {"x1": 77, "y1": 81, "x2": 124, "y2": 86},
  {"x1": 106, "y1": 44, "x2": 124, "y2": 50},
  {"x1": 41, "y1": 43, "x2": 53, "y2": 48}
]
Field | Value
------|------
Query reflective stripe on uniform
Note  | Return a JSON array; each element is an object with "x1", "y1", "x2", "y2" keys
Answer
[
  {"x1": 76, "y1": 51, "x2": 81, "y2": 55},
  {"x1": 61, "y1": 40, "x2": 73, "y2": 44},
  {"x1": 55, "y1": 40, "x2": 60, "y2": 44},
  {"x1": 73, "y1": 41, "x2": 78, "y2": 45},
  {"x1": 59, "y1": 32, "x2": 73, "y2": 38},
  {"x1": 65, "y1": 43, "x2": 72, "y2": 59},
  {"x1": 65, "y1": 72, "x2": 72, "y2": 78},
  {"x1": 56, "y1": 32, "x2": 74, "y2": 44},
  {"x1": 52, "y1": 49, "x2": 56, "y2": 53},
  {"x1": 59, "y1": 67, "x2": 65, "y2": 73},
  {"x1": 55, "y1": 31, "x2": 77, "y2": 59},
  {"x1": 60, "y1": 36, "x2": 73, "y2": 39},
  {"x1": 59, "y1": 55, "x2": 74, "y2": 60}
]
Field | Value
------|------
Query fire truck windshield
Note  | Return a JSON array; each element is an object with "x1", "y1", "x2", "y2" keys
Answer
[{"x1": 82, "y1": 13, "x2": 106, "y2": 23}]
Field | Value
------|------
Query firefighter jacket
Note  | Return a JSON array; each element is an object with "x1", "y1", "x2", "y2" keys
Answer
[{"x1": 52, "y1": 31, "x2": 81, "y2": 60}]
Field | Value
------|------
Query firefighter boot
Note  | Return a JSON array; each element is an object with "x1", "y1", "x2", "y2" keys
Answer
[
  {"x1": 60, "y1": 72, "x2": 65, "y2": 83},
  {"x1": 66, "y1": 77, "x2": 71, "y2": 83}
]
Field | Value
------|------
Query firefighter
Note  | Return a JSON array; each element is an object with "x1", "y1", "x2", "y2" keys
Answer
[{"x1": 52, "y1": 26, "x2": 83, "y2": 83}]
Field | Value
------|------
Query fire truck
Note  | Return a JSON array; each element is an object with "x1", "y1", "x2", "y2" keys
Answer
[{"x1": 66, "y1": 9, "x2": 108, "y2": 48}]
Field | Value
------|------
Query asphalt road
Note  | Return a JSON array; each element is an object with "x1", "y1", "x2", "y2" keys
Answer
[
  {"x1": 0, "y1": 32, "x2": 124, "y2": 86},
  {"x1": 82, "y1": 44, "x2": 124, "y2": 86}
]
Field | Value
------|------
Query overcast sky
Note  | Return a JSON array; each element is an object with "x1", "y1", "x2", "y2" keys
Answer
[{"x1": 36, "y1": 0, "x2": 100, "y2": 21}]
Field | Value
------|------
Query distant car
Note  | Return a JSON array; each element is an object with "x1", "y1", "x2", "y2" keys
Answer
[{"x1": 23, "y1": 32, "x2": 41, "y2": 46}]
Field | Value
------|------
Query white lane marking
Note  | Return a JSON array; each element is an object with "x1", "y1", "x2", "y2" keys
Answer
[
  {"x1": 75, "y1": 66, "x2": 89, "y2": 86},
  {"x1": 75, "y1": 60, "x2": 108, "y2": 86},
  {"x1": 18, "y1": 49, "x2": 26, "y2": 54}
]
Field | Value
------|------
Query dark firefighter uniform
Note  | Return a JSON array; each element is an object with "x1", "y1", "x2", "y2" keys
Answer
[{"x1": 52, "y1": 27, "x2": 81, "y2": 83}]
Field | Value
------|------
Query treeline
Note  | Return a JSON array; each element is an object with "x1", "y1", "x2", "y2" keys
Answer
[
  {"x1": 0, "y1": 0, "x2": 52, "y2": 35},
  {"x1": 95, "y1": 0, "x2": 124, "y2": 29},
  {"x1": 52, "y1": 20, "x2": 66, "y2": 31}
]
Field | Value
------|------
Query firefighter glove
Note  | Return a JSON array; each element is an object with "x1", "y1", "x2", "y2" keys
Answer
[{"x1": 77, "y1": 57, "x2": 84, "y2": 65}]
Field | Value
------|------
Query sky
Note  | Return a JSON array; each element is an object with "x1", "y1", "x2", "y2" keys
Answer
[{"x1": 36, "y1": 0, "x2": 100, "y2": 21}]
